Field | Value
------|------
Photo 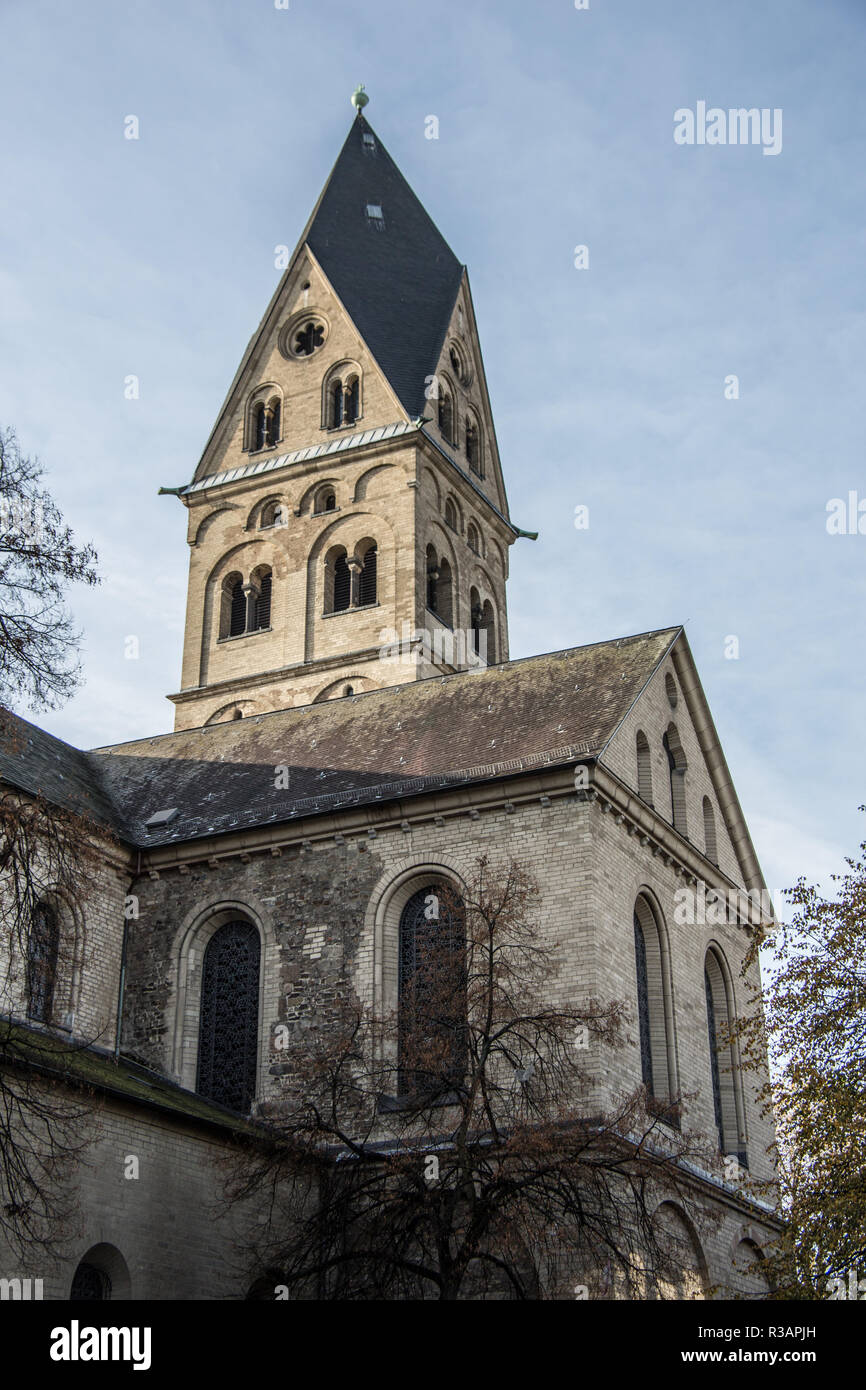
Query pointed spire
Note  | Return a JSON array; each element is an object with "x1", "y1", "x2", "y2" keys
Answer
[{"x1": 304, "y1": 115, "x2": 463, "y2": 418}]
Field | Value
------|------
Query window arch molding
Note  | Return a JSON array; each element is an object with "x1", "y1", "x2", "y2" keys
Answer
[
  {"x1": 244, "y1": 384, "x2": 283, "y2": 453},
  {"x1": 170, "y1": 898, "x2": 276, "y2": 1097},
  {"x1": 650, "y1": 1201, "x2": 711, "y2": 1300},
  {"x1": 298, "y1": 478, "x2": 340, "y2": 516},
  {"x1": 361, "y1": 858, "x2": 466, "y2": 1037}
]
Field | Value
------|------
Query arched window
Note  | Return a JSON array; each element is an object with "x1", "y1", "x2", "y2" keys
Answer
[
  {"x1": 260, "y1": 499, "x2": 286, "y2": 529},
  {"x1": 314, "y1": 488, "x2": 336, "y2": 515},
  {"x1": 398, "y1": 884, "x2": 467, "y2": 1098},
  {"x1": 250, "y1": 569, "x2": 272, "y2": 631},
  {"x1": 27, "y1": 900, "x2": 59, "y2": 1023},
  {"x1": 705, "y1": 948, "x2": 747, "y2": 1165},
  {"x1": 331, "y1": 550, "x2": 351, "y2": 613},
  {"x1": 437, "y1": 557, "x2": 453, "y2": 627},
  {"x1": 636, "y1": 731, "x2": 653, "y2": 805},
  {"x1": 197, "y1": 920, "x2": 261, "y2": 1113},
  {"x1": 330, "y1": 379, "x2": 344, "y2": 429},
  {"x1": 703, "y1": 797, "x2": 718, "y2": 864},
  {"x1": 467, "y1": 523, "x2": 480, "y2": 555},
  {"x1": 358, "y1": 543, "x2": 377, "y2": 606},
  {"x1": 265, "y1": 398, "x2": 281, "y2": 448},
  {"x1": 663, "y1": 724, "x2": 688, "y2": 837},
  {"x1": 470, "y1": 586, "x2": 483, "y2": 658},
  {"x1": 481, "y1": 599, "x2": 495, "y2": 664},
  {"x1": 344, "y1": 375, "x2": 360, "y2": 425},
  {"x1": 219, "y1": 572, "x2": 247, "y2": 636},
  {"x1": 69, "y1": 1244, "x2": 131, "y2": 1301},
  {"x1": 438, "y1": 390, "x2": 454, "y2": 445},
  {"x1": 426, "y1": 544, "x2": 439, "y2": 613},
  {"x1": 444, "y1": 498, "x2": 457, "y2": 531},
  {"x1": 253, "y1": 403, "x2": 266, "y2": 452},
  {"x1": 633, "y1": 896, "x2": 678, "y2": 1109}
]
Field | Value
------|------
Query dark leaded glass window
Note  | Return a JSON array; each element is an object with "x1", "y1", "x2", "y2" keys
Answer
[
  {"x1": 266, "y1": 401, "x2": 280, "y2": 447},
  {"x1": 634, "y1": 914, "x2": 653, "y2": 1094},
  {"x1": 398, "y1": 885, "x2": 467, "y2": 1098},
  {"x1": 345, "y1": 377, "x2": 359, "y2": 425},
  {"x1": 358, "y1": 545, "x2": 377, "y2": 606},
  {"x1": 27, "y1": 901, "x2": 59, "y2": 1023},
  {"x1": 705, "y1": 968, "x2": 724, "y2": 1151},
  {"x1": 332, "y1": 380, "x2": 344, "y2": 428},
  {"x1": 253, "y1": 403, "x2": 266, "y2": 451},
  {"x1": 197, "y1": 921, "x2": 260, "y2": 1113},
  {"x1": 71, "y1": 1262, "x2": 111, "y2": 1300},
  {"x1": 332, "y1": 553, "x2": 351, "y2": 612}
]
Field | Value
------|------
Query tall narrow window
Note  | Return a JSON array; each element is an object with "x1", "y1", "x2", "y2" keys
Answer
[
  {"x1": 265, "y1": 399, "x2": 281, "y2": 447},
  {"x1": 398, "y1": 884, "x2": 467, "y2": 1098},
  {"x1": 465, "y1": 420, "x2": 480, "y2": 474},
  {"x1": 253, "y1": 404, "x2": 266, "y2": 451},
  {"x1": 636, "y1": 730, "x2": 653, "y2": 805},
  {"x1": 229, "y1": 580, "x2": 246, "y2": 636},
  {"x1": 481, "y1": 599, "x2": 495, "y2": 664},
  {"x1": 704, "y1": 967, "x2": 724, "y2": 1152},
  {"x1": 470, "y1": 587, "x2": 482, "y2": 657},
  {"x1": 703, "y1": 796, "x2": 718, "y2": 863},
  {"x1": 633, "y1": 896, "x2": 678, "y2": 1111},
  {"x1": 358, "y1": 544, "x2": 377, "y2": 606},
  {"x1": 332, "y1": 552, "x2": 351, "y2": 612},
  {"x1": 704, "y1": 948, "x2": 747, "y2": 1166},
  {"x1": 426, "y1": 544, "x2": 439, "y2": 613},
  {"x1": 439, "y1": 391, "x2": 454, "y2": 445},
  {"x1": 634, "y1": 913, "x2": 653, "y2": 1093},
  {"x1": 437, "y1": 558, "x2": 453, "y2": 627},
  {"x1": 197, "y1": 920, "x2": 261, "y2": 1113},
  {"x1": 444, "y1": 498, "x2": 457, "y2": 531},
  {"x1": 345, "y1": 376, "x2": 359, "y2": 425},
  {"x1": 27, "y1": 901, "x2": 59, "y2": 1023},
  {"x1": 331, "y1": 380, "x2": 344, "y2": 428},
  {"x1": 663, "y1": 724, "x2": 688, "y2": 837},
  {"x1": 252, "y1": 571, "x2": 272, "y2": 631}
]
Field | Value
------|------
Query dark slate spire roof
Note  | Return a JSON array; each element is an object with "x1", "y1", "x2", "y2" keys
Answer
[{"x1": 304, "y1": 115, "x2": 464, "y2": 419}]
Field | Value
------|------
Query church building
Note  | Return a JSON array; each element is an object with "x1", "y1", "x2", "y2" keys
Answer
[{"x1": 0, "y1": 95, "x2": 780, "y2": 1300}]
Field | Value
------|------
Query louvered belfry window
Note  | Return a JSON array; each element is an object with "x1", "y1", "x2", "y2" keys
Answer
[
  {"x1": 345, "y1": 376, "x2": 359, "y2": 425},
  {"x1": 253, "y1": 573, "x2": 272, "y2": 630},
  {"x1": 398, "y1": 885, "x2": 467, "y2": 1097},
  {"x1": 634, "y1": 914, "x2": 654, "y2": 1094},
  {"x1": 229, "y1": 580, "x2": 246, "y2": 636},
  {"x1": 27, "y1": 901, "x2": 59, "y2": 1023},
  {"x1": 333, "y1": 553, "x2": 351, "y2": 612},
  {"x1": 197, "y1": 921, "x2": 260, "y2": 1113},
  {"x1": 358, "y1": 544, "x2": 377, "y2": 605},
  {"x1": 332, "y1": 380, "x2": 344, "y2": 428}
]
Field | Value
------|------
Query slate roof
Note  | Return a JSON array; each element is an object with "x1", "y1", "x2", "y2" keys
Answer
[
  {"x1": 0, "y1": 711, "x2": 121, "y2": 833},
  {"x1": 0, "y1": 629, "x2": 678, "y2": 851},
  {"x1": 303, "y1": 115, "x2": 465, "y2": 419}
]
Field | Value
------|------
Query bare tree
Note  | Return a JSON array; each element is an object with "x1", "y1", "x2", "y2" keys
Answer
[
  {"x1": 227, "y1": 858, "x2": 719, "y2": 1300},
  {"x1": 0, "y1": 425, "x2": 103, "y2": 1259}
]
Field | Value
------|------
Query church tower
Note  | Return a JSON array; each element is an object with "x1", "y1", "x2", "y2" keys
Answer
[{"x1": 166, "y1": 93, "x2": 520, "y2": 731}]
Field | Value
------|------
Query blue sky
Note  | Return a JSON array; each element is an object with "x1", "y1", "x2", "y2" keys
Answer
[{"x1": 1, "y1": 0, "x2": 864, "y2": 901}]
